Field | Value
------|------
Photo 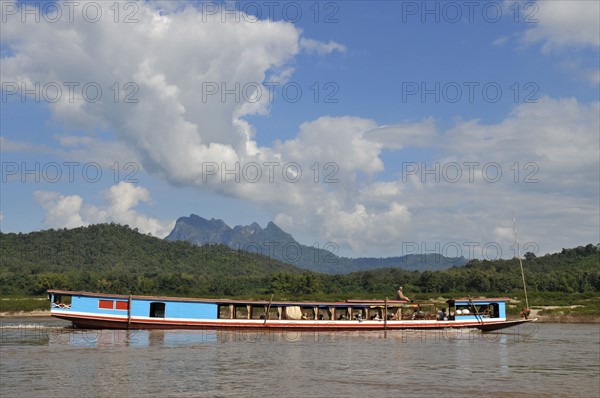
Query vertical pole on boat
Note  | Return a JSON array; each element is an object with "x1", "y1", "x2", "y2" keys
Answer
[
  {"x1": 513, "y1": 210, "x2": 530, "y2": 310},
  {"x1": 384, "y1": 297, "x2": 388, "y2": 330},
  {"x1": 127, "y1": 294, "x2": 132, "y2": 327},
  {"x1": 264, "y1": 294, "x2": 274, "y2": 325}
]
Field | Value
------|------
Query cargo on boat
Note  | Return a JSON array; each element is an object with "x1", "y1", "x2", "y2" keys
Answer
[{"x1": 48, "y1": 290, "x2": 533, "y2": 332}]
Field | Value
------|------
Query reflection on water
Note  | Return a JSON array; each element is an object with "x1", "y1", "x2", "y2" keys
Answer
[
  {"x1": 0, "y1": 322, "x2": 540, "y2": 348},
  {"x1": 1, "y1": 318, "x2": 598, "y2": 398}
]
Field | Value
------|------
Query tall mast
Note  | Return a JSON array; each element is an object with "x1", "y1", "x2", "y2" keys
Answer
[{"x1": 513, "y1": 210, "x2": 529, "y2": 310}]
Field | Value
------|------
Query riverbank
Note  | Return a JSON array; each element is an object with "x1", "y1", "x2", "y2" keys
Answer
[
  {"x1": 0, "y1": 310, "x2": 51, "y2": 318},
  {"x1": 532, "y1": 314, "x2": 600, "y2": 323},
  {"x1": 528, "y1": 306, "x2": 600, "y2": 324}
]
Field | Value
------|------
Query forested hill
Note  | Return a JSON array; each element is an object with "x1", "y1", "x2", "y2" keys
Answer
[
  {"x1": 451, "y1": 244, "x2": 600, "y2": 292},
  {"x1": 402, "y1": 244, "x2": 600, "y2": 294},
  {"x1": 1, "y1": 224, "x2": 598, "y2": 300},
  {"x1": 0, "y1": 224, "x2": 304, "y2": 296}
]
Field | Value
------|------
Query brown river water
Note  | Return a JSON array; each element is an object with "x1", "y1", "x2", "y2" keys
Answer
[{"x1": 1, "y1": 318, "x2": 598, "y2": 397}]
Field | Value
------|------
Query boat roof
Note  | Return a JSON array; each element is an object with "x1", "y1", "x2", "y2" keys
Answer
[
  {"x1": 447, "y1": 297, "x2": 512, "y2": 304},
  {"x1": 48, "y1": 289, "x2": 412, "y2": 308},
  {"x1": 48, "y1": 290, "x2": 511, "y2": 307}
]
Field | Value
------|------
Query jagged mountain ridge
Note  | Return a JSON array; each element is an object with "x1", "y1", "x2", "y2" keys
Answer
[
  {"x1": 165, "y1": 215, "x2": 467, "y2": 274},
  {"x1": 166, "y1": 214, "x2": 294, "y2": 247}
]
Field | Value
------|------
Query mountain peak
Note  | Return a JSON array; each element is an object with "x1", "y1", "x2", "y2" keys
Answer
[
  {"x1": 165, "y1": 216, "x2": 467, "y2": 274},
  {"x1": 165, "y1": 214, "x2": 232, "y2": 243},
  {"x1": 166, "y1": 216, "x2": 298, "y2": 259},
  {"x1": 233, "y1": 222, "x2": 263, "y2": 237},
  {"x1": 266, "y1": 221, "x2": 283, "y2": 232}
]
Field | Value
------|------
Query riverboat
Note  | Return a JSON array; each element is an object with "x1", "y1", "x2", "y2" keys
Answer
[{"x1": 48, "y1": 290, "x2": 533, "y2": 332}]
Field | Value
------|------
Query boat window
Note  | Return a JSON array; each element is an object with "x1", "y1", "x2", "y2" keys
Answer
[
  {"x1": 219, "y1": 305, "x2": 231, "y2": 319},
  {"x1": 454, "y1": 303, "x2": 500, "y2": 318},
  {"x1": 235, "y1": 305, "x2": 249, "y2": 319},
  {"x1": 149, "y1": 302, "x2": 165, "y2": 318},
  {"x1": 487, "y1": 303, "x2": 499, "y2": 318},
  {"x1": 52, "y1": 294, "x2": 72, "y2": 308},
  {"x1": 99, "y1": 299, "x2": 114, "y2": 309}
]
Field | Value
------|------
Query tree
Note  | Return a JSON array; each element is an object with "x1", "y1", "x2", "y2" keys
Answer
[{"x1": 524, "y1": 252, "x2": 537, "y2": 261}]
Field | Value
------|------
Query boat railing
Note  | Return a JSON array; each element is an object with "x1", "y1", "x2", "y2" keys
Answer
[{"x1": 51, "y1": 302, "x2": 71, "y2": 309}]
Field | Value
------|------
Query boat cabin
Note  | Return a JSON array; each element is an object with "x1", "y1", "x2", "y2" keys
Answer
[
  {"x1": 445, "y1": 298, "x2": 507, "y2": 320},
  {"x1": 50, "y1": 290, "x2": 218, "y2": 319},
  {"x1": 49, "y1": 291, "x2": 507, "y2": 322},
  {"x1": 48, "y1": 290, "x2": 413, "y2": 322}
]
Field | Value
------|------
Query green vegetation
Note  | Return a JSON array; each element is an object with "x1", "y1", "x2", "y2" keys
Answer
[
  {"x1": 1, "y1": 224, "x2": 598, "y2": 316},
  {"x1": 0, "y1": 224, "x2": 303, "y2": 297},
  {"x1": 0, "y1": 297, "x2": 49, "y2": 312}
]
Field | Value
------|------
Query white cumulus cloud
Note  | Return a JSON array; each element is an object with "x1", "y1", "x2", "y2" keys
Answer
[
  {"x1": 34, "y1": 183, "x2": 174, "y2": 237},
  {"x1": 3, "y1": 1, "x2": 598, "y2": 256},
  {"x1": 521, "y1": 1, "x2": 600, "y2": 51},
  {"x1": 33, "y1": 191, "x2": 86, "y2": 229},
  {"x1": 300, "y1": 38, "x2": 347, "y2": 55}
]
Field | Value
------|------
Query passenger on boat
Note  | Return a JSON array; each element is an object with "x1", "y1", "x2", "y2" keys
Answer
[
  {"x1": 438, "y1": 308, "x2": 447, "y2": 321},
  {"x1": 520, "y1": 308, "x2": 530, "y2": 319},
  {"x1": 396, "y1": 286, "x2": 411, "y2": 301},
  {"x1": 412, "y1": 306, "x2": 424, "y2": 320},
  {"x1": 301, "y1": 312, "x2": 308, "y2": 320}
]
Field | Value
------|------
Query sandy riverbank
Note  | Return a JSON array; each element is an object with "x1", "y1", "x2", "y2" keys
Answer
[
  {"x1": 525, "y1": 306, "x2": 600, "y2": 324},
  {"x1": 0, "y1": 310, "x2": 51, "y2": 318},
  {"x1": 532, "y1": 314, "x2": 600, "y2": 324}
]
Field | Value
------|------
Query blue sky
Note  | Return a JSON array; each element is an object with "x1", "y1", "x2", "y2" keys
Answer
[{"x1": 1, "y1": 1, "x2": 599, "y2": 260}]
